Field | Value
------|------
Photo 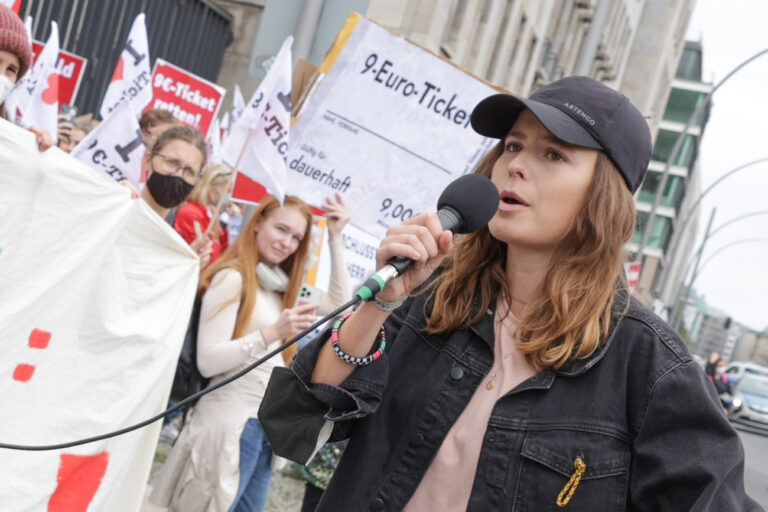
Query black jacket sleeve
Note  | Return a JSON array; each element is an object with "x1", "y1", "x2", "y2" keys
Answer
[
  {"x1": 258, "y1": 295, "x2": 413, "y2": 464},
  {"x1": 628, "y1": 360, "x2": 762, "y2": 511}
]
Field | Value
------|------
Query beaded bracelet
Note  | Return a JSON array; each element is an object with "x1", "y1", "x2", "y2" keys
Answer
[{"x1": 331, "y1": 312, "x2": 387, "y2": 366}]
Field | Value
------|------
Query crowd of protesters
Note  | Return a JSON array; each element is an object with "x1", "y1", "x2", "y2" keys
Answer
[
  {"x1": 2, "y1": 3, "x2": 763, "y2": 511},
  {"x1": 0, "y1": 4, "x2": 356, "y2": 510}
]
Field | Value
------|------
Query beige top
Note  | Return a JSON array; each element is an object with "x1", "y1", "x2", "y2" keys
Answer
[
  {"x1": 404, "y1": 300, "x2": 536, "y2": 511},
  {"x1": 150, "y1": 239, "x2": 351, "y2": 512}
]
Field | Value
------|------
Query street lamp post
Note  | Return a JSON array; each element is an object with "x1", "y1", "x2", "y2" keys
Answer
[
  {"x1": 668, "y1": 209, "x2": 768, "y2": 328},
  {"x1": 670, "y1": 207, "x2": 715, "y2": 329},
  {"x1": 654, "y1": 157, "x2": 768, "y2": 297},
  {"x1": 635, "y1": 48, "x2": 768, "y2": 290}
]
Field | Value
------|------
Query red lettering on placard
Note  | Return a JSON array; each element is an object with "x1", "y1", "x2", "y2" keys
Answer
[{"x1": 48, "y1": 452, "x2": 109, "y2": 511}]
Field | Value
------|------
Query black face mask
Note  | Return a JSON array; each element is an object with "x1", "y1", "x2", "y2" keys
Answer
[{"x1": 145, "y1": 170, "x2": 194, "y2": 208}]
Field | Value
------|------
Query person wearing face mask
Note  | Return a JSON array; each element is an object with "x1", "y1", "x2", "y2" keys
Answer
[
  {"x1": 142, "y1": 125, "x2": 213, "y2": 269},
  {"x1": 150, "y1": 194, "x2": 352, "y2": 512},
  {"x1": 174, "y1": 163, "x2": 232, "y2": 267},
  {"x1": 0, "y1": 4, "x2": 53, "y2": 151}
]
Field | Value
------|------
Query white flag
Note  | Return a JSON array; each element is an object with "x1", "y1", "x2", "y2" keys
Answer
[
  {"x1": 5, "y1": 21, "x2": 59, "y2": 143},
  {"x1": 223, "y1": 36, "x2": 293, "y2": 203},
  {"x1": 72, "y1": 101, "x2": 145, "y2": 186},
  {"x1": 99, "y1": 13, "x2": 152, "y2": 120},
  {"x1": 231, "y1": 83, "x2": 245, "y2": 126},
  {"x1": 0, "y1": 118, "x2": 198, "y2": 511},
  {"x1": 207, "y1": 115, "x2": 222, "y2": 165}
]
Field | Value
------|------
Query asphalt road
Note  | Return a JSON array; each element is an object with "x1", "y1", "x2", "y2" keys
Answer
[{"x1": 738, "y1": 425, "x2": 768, "y2": 508}]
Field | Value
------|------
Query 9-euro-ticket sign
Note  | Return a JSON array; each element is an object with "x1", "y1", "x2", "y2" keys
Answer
[
  {"x1": 31, "y1": 41, "x2": 87, "y2": 106},
  {"x1": 145, "y1": 58, "x2": 226, "y2": 136},
  {"x1": 254, "y1": 13, "x2": 500, "y2": 239}
]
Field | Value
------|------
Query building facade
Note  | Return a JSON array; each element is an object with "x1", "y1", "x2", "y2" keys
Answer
[{"x1": 628, "y1": 41, "x2": 712, "y2": 305}]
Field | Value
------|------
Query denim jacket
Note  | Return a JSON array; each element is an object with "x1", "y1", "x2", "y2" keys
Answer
[{"x1": 259, "y1": 288, "x2": 762, "y2": 511}]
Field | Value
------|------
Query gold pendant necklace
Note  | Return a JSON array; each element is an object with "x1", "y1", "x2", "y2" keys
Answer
[{"x1": 486, "y1": 352, "x2": 514, "y2": 390}]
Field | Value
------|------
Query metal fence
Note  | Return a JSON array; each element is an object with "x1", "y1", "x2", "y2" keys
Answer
[{"x1": 19, "y1": 0, "x2": 233, "y2": 117}]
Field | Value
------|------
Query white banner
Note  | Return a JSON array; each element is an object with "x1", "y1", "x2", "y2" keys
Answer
[
  {"x1": 0, "y1": 119, "x2": 198, "y2": 511},
  {"x1": 5, "y1": 21, "x2": 59, "y2": 142},
  {"x1": 285, "y1": 15, "x2": 497, "y2": 238},
  {"x1": 99, "y1": 13, "x2": 152, "y2": 120},
  {"x1": 223, "y1": 36, "x2": 293, "y2": 203},
  {"x1": 72, "y1": 100, "x2": 145, "y2": 186}
]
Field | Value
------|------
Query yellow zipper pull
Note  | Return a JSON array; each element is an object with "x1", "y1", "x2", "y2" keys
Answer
[{"x1": 556, "y1": 456, "x2": 586, "y2": 507}]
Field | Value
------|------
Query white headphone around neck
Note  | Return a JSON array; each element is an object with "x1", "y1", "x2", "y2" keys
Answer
[{"x1": 256, "y1": 263, "x2": 289, "y2": 292}]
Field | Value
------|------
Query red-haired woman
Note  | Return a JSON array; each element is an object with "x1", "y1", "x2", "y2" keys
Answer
[
  {"x1": 150, "y1": 194, "x2": 351, "y2": 511},
  {"x1": 259, "y1": 77, "x2": 761, "y2": 511}
]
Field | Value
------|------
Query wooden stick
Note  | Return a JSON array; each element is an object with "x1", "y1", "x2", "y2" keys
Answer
[{"x1": 204, "y1": 128, "x2": 253, "y2": 238}]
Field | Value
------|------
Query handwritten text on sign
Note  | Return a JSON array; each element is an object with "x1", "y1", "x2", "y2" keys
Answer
[{"x1": 282, "y1": 15, "x2": 497, "y2": 238}]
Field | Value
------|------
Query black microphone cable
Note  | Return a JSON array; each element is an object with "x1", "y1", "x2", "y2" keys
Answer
[
  {"x1": 0, "y1": 296, "x2": 362, "y2": 451},
  {"x1": 1, "y1": 173, "x2": 499, "y2": 451}
]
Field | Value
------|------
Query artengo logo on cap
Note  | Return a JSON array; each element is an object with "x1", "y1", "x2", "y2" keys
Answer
[{"x1": 563, "y1": 102, "x2": 596, "y2": 126}]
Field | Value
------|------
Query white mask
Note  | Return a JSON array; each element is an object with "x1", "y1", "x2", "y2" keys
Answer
[{"x1": 0, "y1": 75, "x2": 14, "y2": 106}]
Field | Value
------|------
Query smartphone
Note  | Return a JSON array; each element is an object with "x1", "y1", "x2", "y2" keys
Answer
[
  {"x1": 294, "y1": 283, "x2": 323, "y2": 308},
  {"x1": 59, "y1": 104, "x2": 78, "y2": 123}
]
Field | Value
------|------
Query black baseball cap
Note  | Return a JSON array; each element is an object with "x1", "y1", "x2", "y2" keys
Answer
[{"x1": 470, "y1": 76, "x2": 652, "y2": 192}]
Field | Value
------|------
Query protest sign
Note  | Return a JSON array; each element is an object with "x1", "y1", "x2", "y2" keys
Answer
[
  {"x1": 5, "y1": 22, "x2": 59, "y2": 141},
  {"x1": 72, "y1": 101, "x2": 145, "y2": 186},
  {"x1": 0, "y1": 118, "x2": 198, "y2": 511},
  {"x1": 31, "y1": 41, "x2": 87, "y2": 105},
  {"x1": 225, "y1": 36, "x2": 293, "y2": 203},
  {"x1": 146, "y1": 58, "x2": 226, "y2": 136},
  {"x1": 270, "y1": 14, "x2": 498, "y2": 239},
  {"x1": 100, "y1": 13, "x2": 152, "y2": 120}
]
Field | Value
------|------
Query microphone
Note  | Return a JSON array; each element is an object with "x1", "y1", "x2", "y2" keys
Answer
[{"x1": 356, "y1": 174, "x2": 500, "y2": 301}]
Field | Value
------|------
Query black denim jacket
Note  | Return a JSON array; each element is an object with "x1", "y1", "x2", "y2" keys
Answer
[{"x1": 259, "y1": 289, "x2": 762, "y2": 511}]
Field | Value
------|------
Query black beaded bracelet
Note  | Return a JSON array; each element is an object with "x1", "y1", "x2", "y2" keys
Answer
[{"x1": 331, "y1": 313, "x2": 387, "y2": 366}]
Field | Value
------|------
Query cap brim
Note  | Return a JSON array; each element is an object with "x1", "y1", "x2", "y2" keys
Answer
[{"x1": 471, "y1": 94, "x2": 603, "y2": 151}]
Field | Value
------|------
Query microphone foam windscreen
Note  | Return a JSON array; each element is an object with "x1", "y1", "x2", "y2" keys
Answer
[{"x1": 437, "y1": 174, "x2": 499, "y2": 234}]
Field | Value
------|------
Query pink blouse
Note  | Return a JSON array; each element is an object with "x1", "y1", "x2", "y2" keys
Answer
[{"x1": 404, "y1": 300, "x2": 536, "y2": 511}]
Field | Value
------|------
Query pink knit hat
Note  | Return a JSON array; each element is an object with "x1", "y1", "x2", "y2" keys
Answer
[{"x1": 0, "y1": 4, "x2": 32, "y2": 80}]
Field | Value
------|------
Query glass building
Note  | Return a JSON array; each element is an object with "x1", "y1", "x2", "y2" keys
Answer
[{"x1": 628, "y1": 41, "x2": 712, "y2": 301}]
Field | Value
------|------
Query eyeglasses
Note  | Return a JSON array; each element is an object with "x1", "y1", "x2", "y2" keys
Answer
[{"x1": 152, "y1": 153, "x2": 200, "y2": 181}]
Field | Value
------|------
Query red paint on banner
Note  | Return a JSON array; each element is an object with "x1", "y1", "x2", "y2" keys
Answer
[
  {"x1": 12, "y1": 363, "x2": 35, "y2": 382},
  {"x1": 48, "y1": 452, "x2": 109, "y2": 511},
  {"x1": 29, "y1": 329, "x2": 51, "y2": 349},
  {"x1": 12, "y1": 329, "x2": 52, "y2": 382},
  {"x1": 42, "y1": 74, "x2": 60, "y2": 105}
]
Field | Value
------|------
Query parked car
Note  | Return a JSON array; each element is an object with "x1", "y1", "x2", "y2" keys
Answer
[
  {"x1": 722, "y1": 361, "x2": 768, "y2": 385},
  {"x1": 728, "y1": 373, "x2": 768, "y2": 429}
]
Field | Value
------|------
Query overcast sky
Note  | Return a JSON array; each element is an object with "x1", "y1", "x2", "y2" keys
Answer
[{"x1": 681, "y1": 0, "x2": 768, "y2": 332}]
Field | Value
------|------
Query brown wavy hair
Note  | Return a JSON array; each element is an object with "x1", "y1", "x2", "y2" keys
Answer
[
  {"x1": 199, "y1": 195, "x2": 313, "y2": 364},
  {"x1": 425, "y1": 142, "x2": 635, "y2": 369}
]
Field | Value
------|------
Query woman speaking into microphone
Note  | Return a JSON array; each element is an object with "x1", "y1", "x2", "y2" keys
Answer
[{"x1": 259, "y1": 76, "x2": 760, "y2": 511}]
